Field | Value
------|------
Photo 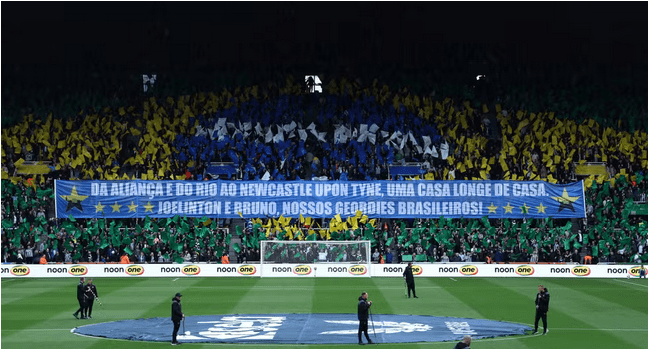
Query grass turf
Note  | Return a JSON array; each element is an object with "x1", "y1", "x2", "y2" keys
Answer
[{"x1": 2, "y1": 276, "x2": 647, "y2": 348}]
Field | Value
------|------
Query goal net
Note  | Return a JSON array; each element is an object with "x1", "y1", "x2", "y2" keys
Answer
[{"x1": 260, "y1": 240, "x2": 371, "y2": 264}]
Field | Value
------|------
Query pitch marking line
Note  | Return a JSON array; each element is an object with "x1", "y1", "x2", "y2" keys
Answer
[
  {"x1": 614, "y1": 279, "x2": 648, "y2": 289},
  {"x1": 172, "y1": 278, "x2": 179, "y2": 282},
  {"x1": 450, "y1": 278, "x2": 457, "y2": 281}
]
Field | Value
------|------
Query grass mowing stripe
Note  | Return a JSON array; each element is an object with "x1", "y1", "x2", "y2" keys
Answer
[
  {"x1": 488, "y1": 278, "x2": 645, "y2": 349},
  {"x1": 547, "y1": 328, "x2": 648, "y2": 331},
  {"x1": 1, "y1": 278, "x2": 69, "y2": 306},
  {"x1": 613, "y1": 279, "x2": 648, "y2": 290},
  {"x1": 230, "y1": 278, "x2": 316, "y2": 315},
  {"x1": 3, "y1": 277, "x2": 646, "y2": 349},
  {"x1": 1, "y1": 328, "x2": 72, "y2": 331},
  {"x1": 190, "y1": 277, "x2": 263, "y2": 316},
  {"x1": 2, "y1": 278, "x2": 146, "y2": 349},
  {"x1": 405, "y1": 278, "x2": 484, "y2": 318},
  {"x1": 432, "y1": 278, "x2": 534, "y2": 349},
  {"x1": 545, "y1": 278, "x2": 648, "y2": 326},
  {"x1": 568, "y1": 279, "x2": 648, "y2": 315}
]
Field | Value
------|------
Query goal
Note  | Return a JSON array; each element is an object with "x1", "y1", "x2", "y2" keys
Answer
[{"x1": 260, "y1": 240, "x2": 371, "y2": 264}]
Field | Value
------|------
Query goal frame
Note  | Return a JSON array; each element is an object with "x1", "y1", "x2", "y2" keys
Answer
[{"x1": 260, "y1": 240, "x2": 372, "y2": 266}]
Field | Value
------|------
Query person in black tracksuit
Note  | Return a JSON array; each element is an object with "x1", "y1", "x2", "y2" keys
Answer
[
  {"x1": 403, "y1": 262, "x2": 418, "y2": 298},
  {"x1": 171, "y1": 292, "x2": 184, "y2": 345},
  {"x1": 357, "y1": 292, "x2": 373, "y2": 345},
  {"x1": 83, "y1": 279, "x2": 98, "y2": 319},
  {"x1": 72, "y1": 277, "x2": 86, "y2": 319},
  {"x1": 533, "y1": 285, "x2": 550, "y2": 334}
]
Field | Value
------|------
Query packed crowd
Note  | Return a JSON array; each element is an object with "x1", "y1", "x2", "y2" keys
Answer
[{"x1": 2, "y1": 77, "x2": 648, "y2": 264}]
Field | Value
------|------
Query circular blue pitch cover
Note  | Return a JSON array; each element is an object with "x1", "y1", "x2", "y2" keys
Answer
[{"x1": 72, "y1": 314, "x2": 531, "y2": 344}]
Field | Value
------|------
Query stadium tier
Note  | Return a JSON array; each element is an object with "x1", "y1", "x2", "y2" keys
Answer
[{"x1": 2, "y1": 78, "x2": 647, "y2": 265}]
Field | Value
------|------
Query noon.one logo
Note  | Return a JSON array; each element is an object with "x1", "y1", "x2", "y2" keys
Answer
[
  {"x1": 126, "y1": 265, "x2": 144, "y2": 276},
  {"x1": 10, "y1": 266, "x2": 30, "y2": 276},
  {"x1": 182, "y1": 265, "x2": 201, "y2": 275},
  {"x1": 628, "y1": 266, "x2": 644, "y2": 277},
  {"x1": 293, "y1": 265, "x2": 312, "y2": 275},
  {"x1": 571, "y1": 266, "x2": 591, "y2": 277},
  {"x1": 69, "y1": 265, "x2": 88, "y2": 276},
  {"x1": 349, "y1": 265, "x2": 367, "y2": 275},
  {"x1": 411, "y1": 265, "x2": 423, "y2": 275},
  {"x1": 238, "y1": 265, "x2": 257, "y2": 275},
  {"x1": 515, "y1": 265, "x2": 535, "y2": 276},
  {"x1": 460, "y1": 265, "x2": 478, "y2": 276}
]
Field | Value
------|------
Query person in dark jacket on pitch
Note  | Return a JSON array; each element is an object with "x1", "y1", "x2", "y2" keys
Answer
[
  {"x1": 357, "y1": 292, "x2": 373, "y2": 345},
  {"x1": 403, "y1": 262, "x2": 418, "y2": 298},
  {"x1": 453, "y1": 335, "x2": 472, "y2": 348},
  {"x1": 171, "y1": 292, "x2": 184, "y2": 345},
  {"x1": 72, "y1": 277, "x2": 86, "y2": 319},
  {"x1": 533, "y1": 285, "x2": 550, "y2": 334},
  {"x1": 83, "y1": 279, "x2": 98, "y2": 319}
]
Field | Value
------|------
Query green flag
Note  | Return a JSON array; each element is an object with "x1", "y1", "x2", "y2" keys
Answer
[
  {"x1": 236, "y1": 226, "x2": 243, "y2": 236},
  {"x1": 1, "y1": 219, "x2": 12, "y2": 229},
  {"x1": 100, "y1": 240, "x2": 110, "y2": 249},
  {"x1": 124, "y1": 246, "x2": 133, "y2": 255},
  {"x1": 306, "y1": 233, "x2": 317, "y2": 241},
  {"x1": 233, "y1": 243, "x2": 241, "y2": 253}
]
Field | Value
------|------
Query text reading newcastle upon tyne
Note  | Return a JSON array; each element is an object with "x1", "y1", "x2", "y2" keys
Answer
[{"x1": 56, "y1": 180, "x2": 584, "y2": 219}]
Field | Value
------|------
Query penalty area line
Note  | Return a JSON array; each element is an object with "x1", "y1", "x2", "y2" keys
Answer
[{"x1": 450, "y1": 278, "x2": 457, "y2": 282}]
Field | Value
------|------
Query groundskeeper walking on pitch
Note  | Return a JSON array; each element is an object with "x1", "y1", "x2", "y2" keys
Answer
[
  {"x1": 83, "y1": 279, "x2": 98, "y2": 319},
  {"x1": 403, "y1": 262, "x2": 418, "y2": 298},
  {"x1": 171, "y1": 292, "x2": 184, "y2": 345},
  {"x1": 357, "y1": 291, "x2": 374, "y2": 345},
  {"x1": 533, "y1": 285, "x2": 550, "y2": 335},
  {"x1": 73, "y1": 277, "x2": 86, "y2": 319}
]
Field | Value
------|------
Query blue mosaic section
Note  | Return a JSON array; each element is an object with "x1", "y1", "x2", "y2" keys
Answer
[{"x1": 72, "y1": 314, "x2": 531, "y2": 344}]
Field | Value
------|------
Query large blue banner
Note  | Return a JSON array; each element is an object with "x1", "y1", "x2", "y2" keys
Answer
[{"x1": 55, "y1": 180, "x2": 585, "y2": 219}]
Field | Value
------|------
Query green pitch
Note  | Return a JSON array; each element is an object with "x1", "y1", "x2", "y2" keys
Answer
[{"x1": 2, "y1": 276, "x2": 647, "y2": 348}]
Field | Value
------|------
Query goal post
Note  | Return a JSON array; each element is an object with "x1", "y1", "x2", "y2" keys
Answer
[
  {"x1": 259, "y1": 240, "x2": 372, "y2": 277},
  {"x1": 261, "y1": 240, "x2": 371, "y2": 264}
]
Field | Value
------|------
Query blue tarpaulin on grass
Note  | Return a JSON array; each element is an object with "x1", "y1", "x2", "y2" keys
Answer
[{"x1": 72, "y1": 313, "x2": 531, "y2": 344}]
